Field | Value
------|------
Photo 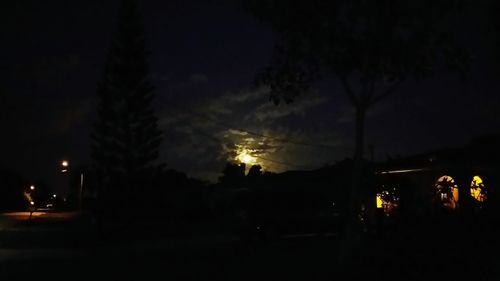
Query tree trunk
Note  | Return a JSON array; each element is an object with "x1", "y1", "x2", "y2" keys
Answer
[
  {"x1": 337, "y1": 105, "x2": 367, "y2": 266},
  {"x1": 354, "y1": 107, "x2": 365, "y2": 163},
  {"x1": 350, "y1": 105, "x2": 366, "y2": 220}
]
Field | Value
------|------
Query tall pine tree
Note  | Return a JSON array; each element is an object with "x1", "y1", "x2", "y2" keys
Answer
[{"x1": 92, "y1": 0, "x2": 162, "y2": 210}]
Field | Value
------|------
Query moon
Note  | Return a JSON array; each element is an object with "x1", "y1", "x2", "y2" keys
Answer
[{"x1": 237, "y1": 150, "x2": 255, "y2": 164}]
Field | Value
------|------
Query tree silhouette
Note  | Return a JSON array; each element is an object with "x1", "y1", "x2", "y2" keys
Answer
[
  {"x1": 0, "y1": 169, "x2": 27, "y2": 211},
  {"x1": 218, "y1": 162, "x2": 246, "y2": 186},
  {"x1": 484, "y1": 0, "x2": 500, "y2": 65},
  {"x1": 244, "y1": 0, "x2": 468, "y2": 230},
  {"x1": 91, "y1": 0, "x2": 163, "y2": 211},
  {"x1": 247, "y1": 164, "x2": 263, "y2": 178}
]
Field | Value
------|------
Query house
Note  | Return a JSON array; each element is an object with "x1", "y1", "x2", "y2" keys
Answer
[{"x1": 375, "y1": 134, "x2": 500, "y2": 216}]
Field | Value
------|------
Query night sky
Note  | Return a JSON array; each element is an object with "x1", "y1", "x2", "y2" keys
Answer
[{"x1": 1, "y1": 0, "x2": 499, "y2": 187}]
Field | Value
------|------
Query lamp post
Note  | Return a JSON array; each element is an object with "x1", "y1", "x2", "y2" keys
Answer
[
  {"x1": 79, "y1": 172, "x2": 84, "y2": 211},
  {"x1": 25, "y1": 185, "x2": 35, "y2": 221},
  {"x1": 61, "y1": 160, "x2": 84, "y2": 211}
]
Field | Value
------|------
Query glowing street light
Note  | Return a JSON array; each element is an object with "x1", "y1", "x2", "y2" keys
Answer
[
  {"x1": 61, "y1": 160, "x2": 69, "y2": 173},
  {"x1": 59, "y1": 159, "x2": 84, "y2": 210},
  {"x1": 30, "y1": 185, "x2": 35, "y2": 191}
]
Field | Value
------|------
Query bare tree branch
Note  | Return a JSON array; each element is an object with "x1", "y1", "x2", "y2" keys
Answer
[
  {"x1": 339, "y1": 74, "x2": 360, "y2": 106},
  {"x1": 367, "y1": 73, "x2": 377, "y2": 100},
  {"x1": 368, "y1": 77, "x2": 405, "y2": 107}
]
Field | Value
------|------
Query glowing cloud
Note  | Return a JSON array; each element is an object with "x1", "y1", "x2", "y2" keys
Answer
[{"x1": 235, "y1": 147, "x2": 256, "y2": 165}]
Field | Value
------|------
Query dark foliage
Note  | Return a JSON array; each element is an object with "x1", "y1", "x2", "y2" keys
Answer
[
  {"x1": 244, "y1": 0, "x2": 470, "y2": 237},
  {"x1": 218, "y1": 162, "x2": 246, "y2": 186},
  {"x1": 247, "y1": 165, "x2": 263, "y2": 178},
  {"x1": 91, "y1": 0, "x2": 163, "y2": 211},
  {"x1": 245, "y1": 0, "x2": 469, "y2": 149},
  {"x1": 0, "y1": 169, "x2": 27, "y2": 211}
]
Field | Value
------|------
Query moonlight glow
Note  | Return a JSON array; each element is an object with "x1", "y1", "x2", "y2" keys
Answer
[{"x1": 236, "y1": 148, "x2": 256, "y2": 164}]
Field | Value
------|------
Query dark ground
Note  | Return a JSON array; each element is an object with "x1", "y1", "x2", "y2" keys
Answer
[{"x1": 1, "y1": 211, "x2": 499, "y2": 281}]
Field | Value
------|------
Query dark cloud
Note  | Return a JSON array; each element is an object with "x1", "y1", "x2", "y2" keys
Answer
[
  {"x1": 250, "y1": 94, "x2": 328, "y2": 122},
  {"x1": 188, "y1": 73, "x2": 209, "y2": 84},
  {"x1": 159, "y1": 86, "x2": 344, "y2": 181}
]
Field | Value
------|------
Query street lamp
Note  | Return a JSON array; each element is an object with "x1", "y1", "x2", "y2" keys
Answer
[
  {"x1": 61, "y1": 160, "x2": 69, "y2": 173},
  {"x1": 25, "y1": 185, "x2": 36, "y2": 221},
  {"x1": 60, "y1": 159, "x2": 84, "y2": 211}
]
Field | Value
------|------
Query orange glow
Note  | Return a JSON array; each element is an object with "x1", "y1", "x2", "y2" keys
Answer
[
  {"x1": 0, "y1": 211, "x2": 81, "y2": 221},
  {"x1": 453, "y1": 187, "x2": 459, "y2": 203},
  {"x1": 470, "y1": 175, "x2": 486, "y2": 202},
  {"x1": 376, "y1": 188, "x2": 399, "y2": 215},
  {"x1": 61, "y1": 160, "x2": 69, "y2": 167},
  {"x1": 435, "y1": 175, "x2": 459, "y2": 209}
]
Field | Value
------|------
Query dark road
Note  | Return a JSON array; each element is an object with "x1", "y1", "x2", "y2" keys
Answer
[
  {"x1": 2, "y1": 211, "x2": 500, "y2": 281},
  {"x1": 0, "y1": 211, "x2": 342, "y2": 281}
]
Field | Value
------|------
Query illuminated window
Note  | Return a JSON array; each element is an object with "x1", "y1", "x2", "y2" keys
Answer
[
  {"x1": 376, "y1": 194, "x2": 383, "y2": 209},
  {"x1": 435, "y1": 175, "x2": 459, "y2": 209},
  {"x1": 470, "y1": 175, "x2": 487, "y2": 202},
  {"x1": 376, "y1": 187, "x2": 399, "y2": 216}
]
